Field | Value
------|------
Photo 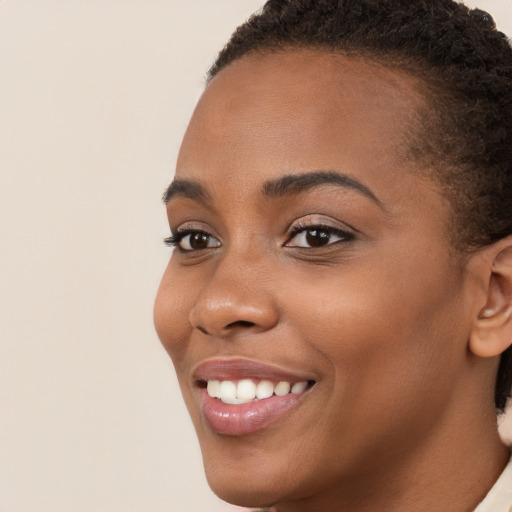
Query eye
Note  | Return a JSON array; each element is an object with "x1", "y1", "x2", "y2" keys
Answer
[
  {"x1": 164, "y1": 229, "x2": 221, "y2": 252},
  {"x1": 285, "y1": 224, "x2": 354, "y2": 248}
]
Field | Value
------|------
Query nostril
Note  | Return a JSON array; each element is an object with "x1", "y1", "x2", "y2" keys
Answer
[
  {"x1": 226, "y1": 320, "x2": 255, "y2": 329},
  {"x1": 195, "y1": 320, "x2": 256, "y2": 336}
]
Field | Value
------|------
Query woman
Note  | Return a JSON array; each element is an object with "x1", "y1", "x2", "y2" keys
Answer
[{"x1": 154, "y1": 1, "x2": 512, "y2": 510}]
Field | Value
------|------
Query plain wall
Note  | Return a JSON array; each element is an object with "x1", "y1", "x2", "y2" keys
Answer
[{"x1": 0, "y1": 1, "x2": 511, "y2": 511}]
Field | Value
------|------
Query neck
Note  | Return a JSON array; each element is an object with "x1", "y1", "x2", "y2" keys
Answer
[{"x1": 274, "y1": 408, "x2": 509, "y2": 512}]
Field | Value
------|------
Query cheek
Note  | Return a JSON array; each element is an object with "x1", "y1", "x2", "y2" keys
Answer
[
  {"x1": 270, "y1": 258, "x2": 468, "y2": 471},
  {"x1": 154, "y1": 263, "x2": 195, "y2": 364},
  {"x1": 283, "y1": 249, "x2": 468, "y2": 402}
]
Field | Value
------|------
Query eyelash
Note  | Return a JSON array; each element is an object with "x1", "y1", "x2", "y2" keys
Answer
[
  {"x1": 164, "y1": 223, "x2": 355, "y2": 252},
  {"x1": 285, "y1": 222, "x2": 355, "y2": 247},
  {"x1": 164, "y1": 229, "x2": 212, "y2": 249}
]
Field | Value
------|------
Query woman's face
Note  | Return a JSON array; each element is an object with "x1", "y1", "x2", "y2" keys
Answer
[{"x1": 154, "y1": 51, "x2": 478, "y2": 509}]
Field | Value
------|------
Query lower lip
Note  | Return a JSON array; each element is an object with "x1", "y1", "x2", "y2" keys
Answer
[{"x1": 200, "y1": 389, "x2": 304, "y2": 436}]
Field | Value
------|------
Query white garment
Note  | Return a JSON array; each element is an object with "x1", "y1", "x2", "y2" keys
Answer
[{"x1": 474, "y1": 454, "x2": 512, "y2": 512}]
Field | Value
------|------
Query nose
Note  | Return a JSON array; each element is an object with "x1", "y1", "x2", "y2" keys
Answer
[{"x1": 189, "y1": 257, "x2": 279, "y2": 338}]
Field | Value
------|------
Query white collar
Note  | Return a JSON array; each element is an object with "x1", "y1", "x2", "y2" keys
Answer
[{"x1": 474, "y1": 453, "x2": 512, "y2": 512}]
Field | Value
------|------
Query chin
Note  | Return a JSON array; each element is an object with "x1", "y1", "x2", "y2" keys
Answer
[
  {"x1": 204, "y1": 467, "x2": 284, "y2": 509},
  {"x1": 199, "y1": 435, "x2": 330, "y2": 511},
  {"x1": 209, "y1": 483, "x2": 276, "y2": 510},
  {"x1": 198, "y1": 438, "x2": 299, "y2": 509}
]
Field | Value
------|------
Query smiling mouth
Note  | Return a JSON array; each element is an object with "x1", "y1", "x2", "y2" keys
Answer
[
  {"x1": 196, "y1": 378, "x2": 316, "y2": 436},
  {"x1": 192, "y1": 359, "x2": 317, "y2": 435},
  {"x1": 201, "y1": 378, "x2": 316, "y2": 404}
]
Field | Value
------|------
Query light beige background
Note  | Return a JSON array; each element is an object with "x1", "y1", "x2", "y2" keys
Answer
[{"x1": 0, "y1": 1, "x2": 511, "y2": 511}]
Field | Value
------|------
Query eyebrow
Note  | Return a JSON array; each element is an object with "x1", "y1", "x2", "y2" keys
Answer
[
  {"x1": 162, "y1": 179, "x2": 212, "y2": 204},
  {"x1": 163, "y1": 170, "x2": 382, "y2": 208},
  {"x1": 262, "y1": 170, "x2": 383, "y2": 207}
]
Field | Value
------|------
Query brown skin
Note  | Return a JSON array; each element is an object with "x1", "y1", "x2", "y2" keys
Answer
[{"x1": 154, "y1": 51, "x2": 511, "y2": 512}]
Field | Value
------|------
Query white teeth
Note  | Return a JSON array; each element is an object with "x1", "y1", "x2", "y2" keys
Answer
[
  {"x1": 206, "y1": 379, "x2": 310, "y2": 403},
  {"x1": 291, "y1": 381, "x2": 308, "y2": 394},
  {"x1": 256, "y1": 380, "x2": 274, "y2": 399},
  {"x1": 221, "y1": 395, "x2": 245, "y2": 405},
  {"x1": 207, "y1": 380, "x2": 221, "y2": 398},
  {"x1": 274, "y1": 381, "x2": 291, "y2": 396},
  {"x1": 219, "y1": 380, "x2": 237, "y2": 403},
  {"x1": 237, "y1": 379, "x2": 256, "y2": 401}
]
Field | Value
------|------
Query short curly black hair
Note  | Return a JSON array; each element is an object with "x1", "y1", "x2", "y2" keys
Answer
[{"x1": 207, "y1": 0, "x2": 512, "y2": 411}]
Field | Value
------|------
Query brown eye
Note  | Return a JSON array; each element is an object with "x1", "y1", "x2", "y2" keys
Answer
[
  {"x1": 188, "y1": 233, "x2": 210, "y2": 250},
  {"x1": 305, "y1": 229, "x2": 331, "y2": 247},
  {"x1": 286, "y1": 225, "x2": 353, "y2": 248},
  {"x1": 174, "y1": 230, "x2": 221, "y2": 252}
]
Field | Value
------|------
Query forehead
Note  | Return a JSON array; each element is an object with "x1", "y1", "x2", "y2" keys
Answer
[{"x1": 176, "y1": 50, "x2": 427, "y2": 200}]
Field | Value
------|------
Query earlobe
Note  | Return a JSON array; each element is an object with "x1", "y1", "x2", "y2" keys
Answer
[{"x1": 469, "y1": 242, "x2": 512, "y2": 358}]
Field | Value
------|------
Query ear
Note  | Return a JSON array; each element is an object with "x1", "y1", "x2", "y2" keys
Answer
[{"x1": 469, "y1": 239, "x2": 512, "y2": 358}]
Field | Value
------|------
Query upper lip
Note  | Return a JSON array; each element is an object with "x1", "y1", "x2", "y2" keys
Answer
[{"x1": 192, "y1": 357, "x2": 317, "y2": 383}]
